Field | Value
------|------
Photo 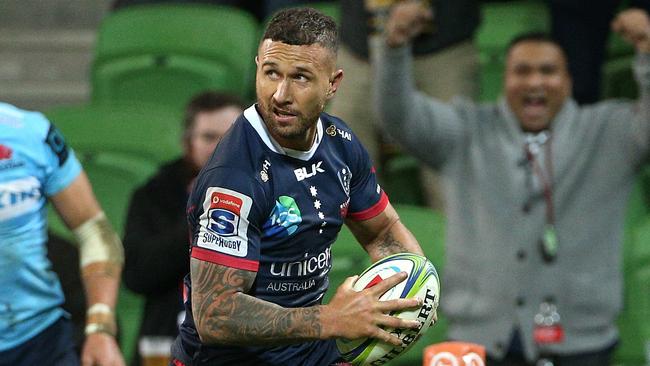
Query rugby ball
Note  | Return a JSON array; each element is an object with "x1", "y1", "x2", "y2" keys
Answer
[{"x1": 336, "y1": 253, "x2": 440, "y2": 365}]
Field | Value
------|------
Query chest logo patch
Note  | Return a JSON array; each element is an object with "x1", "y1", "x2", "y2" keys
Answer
[{"x1": 263, "y1": 196, "x2": 302, "y2": 238}]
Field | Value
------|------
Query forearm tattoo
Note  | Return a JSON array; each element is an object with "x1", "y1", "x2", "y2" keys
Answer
[
  {"x1": 374, "y1": 230, "x2": 409, "y2": 258},
  {"x1": 191, "y1": 260, "x2": 322, "y2": 346}
]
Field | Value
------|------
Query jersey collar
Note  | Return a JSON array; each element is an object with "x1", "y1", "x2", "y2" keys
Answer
[{"x1": 244, "y1": 105, "x2": 323, "y2": 161}]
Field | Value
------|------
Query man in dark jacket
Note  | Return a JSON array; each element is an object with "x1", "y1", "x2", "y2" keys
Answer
[{"x1": 122, "y1": 91, "x2": 243, "y2": 366}]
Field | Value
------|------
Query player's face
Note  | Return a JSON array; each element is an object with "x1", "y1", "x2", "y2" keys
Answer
[
  {"x1": 256, "y1": 39, "x2": 342, "y2": 150},
  {"x1": 505, "y1": 41, "x2": 572, "y2": 132},
  {"x1": 185, "y1": 107, "x2": 241, "y2": 171}
]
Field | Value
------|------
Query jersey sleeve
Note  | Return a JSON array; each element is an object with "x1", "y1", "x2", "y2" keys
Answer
[
  {"x1": 346, "y1": 138, "x2": 389, "y2": 221},
  {"x1": 188, "y1": 166, "x2": 268, "y2": 272},
  {"x1": 39, "y1": 118, "x2": 82, "y2": 197}
]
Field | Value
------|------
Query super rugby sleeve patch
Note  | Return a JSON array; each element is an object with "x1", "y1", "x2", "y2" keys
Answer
[{"x1": 196, "y1": 187, "x2": 253, "y2": 259}]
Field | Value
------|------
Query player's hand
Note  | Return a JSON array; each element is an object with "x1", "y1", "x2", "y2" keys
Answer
[
  {"x1": 612, "y1": 8, "x2": 650, "y2": 53},
  {"x1": 81, "y1": 333, "x2": 126, "y2": 366},
  {"x1": 385, "y1": 1, "x2": 433, "y2": 48},
  {"x1": 321, "y1": 272, "x2": 422, "y2": 346}
]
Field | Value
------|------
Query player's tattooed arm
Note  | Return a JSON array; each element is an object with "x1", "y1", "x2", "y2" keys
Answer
[
  {"x1": 372, "y1": 230, "x2": 411, "y2": 258},
  {"x1": 346, "y1": 202, "x2": 424, "y2": 262},
  {"x1": 190, "y1": 258, "x2": 322, "y2": 346}
]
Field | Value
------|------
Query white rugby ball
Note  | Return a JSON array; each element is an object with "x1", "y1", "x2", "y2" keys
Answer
[{"x1": 336, "y1": 253, "x2": 440, "y2": 365}]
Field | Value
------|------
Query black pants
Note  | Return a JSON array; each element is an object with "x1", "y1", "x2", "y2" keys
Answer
[{"x1": 0, "y1": 316, "x2": 79, "y2": 366}]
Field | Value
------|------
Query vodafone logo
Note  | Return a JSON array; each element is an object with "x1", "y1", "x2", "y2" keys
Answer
[
  {"x1": 210, "y1": 192, "x2": 242, "y2": 212},
  {"x1": 428, "y1": 352, "x2": 485, "y2": 366}
]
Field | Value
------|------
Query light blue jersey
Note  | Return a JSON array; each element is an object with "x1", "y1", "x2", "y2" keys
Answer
[{"x1": 0, "y1": 102, "x2": 82, "y2": 351}]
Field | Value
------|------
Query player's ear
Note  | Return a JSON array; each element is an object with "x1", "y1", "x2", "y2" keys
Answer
[{"x1": 327, "y1": 69, "x2": 344, "y2": 99}]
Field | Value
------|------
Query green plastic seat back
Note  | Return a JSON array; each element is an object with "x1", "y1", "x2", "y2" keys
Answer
[
  {"x1": 45, "y1": 103, "x2": 182, "y2": 164},
  {"x1": 615, "y1": 170, "x2": 650, "y2": 365},
  {"x1": 92, "y1": 4, "x2": 260, "y2": 107}
]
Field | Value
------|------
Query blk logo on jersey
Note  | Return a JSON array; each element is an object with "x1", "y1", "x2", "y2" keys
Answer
[
  {"x1": 294, "y1": 161, "x2": 324, "y2": 181},
  {"x1": 198, "y1": 187, "x2": 252, "y2": 257},
  {"x1": 263, "y1": 196, "x2": 302, "y2": 238}
]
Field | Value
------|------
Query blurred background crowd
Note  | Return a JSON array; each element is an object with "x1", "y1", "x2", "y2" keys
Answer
[{"x1": 0, "y1": 0, "x2": 649, "y2": 365}]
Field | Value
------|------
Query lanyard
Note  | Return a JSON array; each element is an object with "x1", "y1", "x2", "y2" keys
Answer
[{"x1": 524, "y1": 134, "x2": 558, "y2": 263}]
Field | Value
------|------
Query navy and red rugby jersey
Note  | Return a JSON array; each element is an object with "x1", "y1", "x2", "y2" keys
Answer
[{"x1": 172, "y1": 105, "x2": 388, "y2": 365}]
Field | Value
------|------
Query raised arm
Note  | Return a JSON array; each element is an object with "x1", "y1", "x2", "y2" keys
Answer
[
  {"x1": 370, "y1": 1, "x2": 470, "y2": 168},
  {"x1": 190, "y1": 258, "x2": 421, "y2": 347},
  {"x1": 611, "y1": 9, "x2": 650, "y2": 152},
  {"x1": 51, "y1": 171, "x2": 125, "y2": 366}
]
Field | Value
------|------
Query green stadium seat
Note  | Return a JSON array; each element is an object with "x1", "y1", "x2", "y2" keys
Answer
[
  {"x1": 616, "y1": 215, "x2": 650, "y2": 366},
  {"x1": 91, "y1": 4, "x2": 259, "y2": 110},
  {"x1": 45, "y1": 103, "x2": 182, "y2": 164},
  {"x1": 324, "y1": 204, "x2": 447, "y2": 365},
  {"x1": 382, "y1": 154, "x2": 425, "y2": 206},
  {"x1": 602, "y1": 30, "x2": 638, "y2": 100},
  {"x1": 476, "y1": 0, "x2": 550, "y2": 101},
  {"x1": 614, "y1": 169, "x2": 650, "y2": 366},
  {"x1": 602, "y1": 55, "x2": 638, "y2": 100},
  {"x1": 47, "y1": 151, "x2": 158, "y2": 239}
]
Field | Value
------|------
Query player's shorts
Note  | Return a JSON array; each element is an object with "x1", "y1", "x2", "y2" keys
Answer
[{"x1": 0, "y1": 316, "x2": 79, "y2": 366}]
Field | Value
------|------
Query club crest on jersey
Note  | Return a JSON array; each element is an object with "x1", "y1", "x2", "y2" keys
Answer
[
  {"x1": 294, "y1": 161, "x2": 324, "y2": 181},
  {"x1": 199, "y1": 187, "x2": 252, "y2": 257},
  {"x1": 338, "y1": 167, "x2": 352, "y2": 196},
  {"x1": 263, "y1": 196, "x2": 302, "y2": 238}
]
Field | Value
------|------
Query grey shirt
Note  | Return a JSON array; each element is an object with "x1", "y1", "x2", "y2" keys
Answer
[{"x1": 371, "y1": 37, "x2": 650, "y2": 361}]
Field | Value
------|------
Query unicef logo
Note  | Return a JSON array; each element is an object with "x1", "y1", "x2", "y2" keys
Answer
[{"x1": 263, "y1": 196, "x2": 302, "y2": 238}]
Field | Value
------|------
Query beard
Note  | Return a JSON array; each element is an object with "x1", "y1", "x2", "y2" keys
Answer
[{"x1": 256, "y1": 100, "x2": 321, "y2": 142}]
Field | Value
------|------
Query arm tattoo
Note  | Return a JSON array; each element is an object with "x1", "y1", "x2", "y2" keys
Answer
[
  {"x1": 191, "y1": 259, "x2": 322, "y2": 346},
  {"x1": 373, "y1": 230, "x2": 409, "y2": 258}
]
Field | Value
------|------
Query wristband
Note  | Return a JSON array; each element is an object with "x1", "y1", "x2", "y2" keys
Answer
[
  {"x1": 84, "y1": 322, "x2": 117, "y2": 337},
  {"x1": 87, "y1": 303, "x2": 113, "y2": 316}
]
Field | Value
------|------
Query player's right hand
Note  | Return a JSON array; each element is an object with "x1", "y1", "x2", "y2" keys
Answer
[{"x1": 320, "y1": 272, "x2": 422, "y2": 346}]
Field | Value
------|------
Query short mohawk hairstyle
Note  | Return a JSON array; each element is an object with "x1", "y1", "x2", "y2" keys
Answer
[{"x1": 262, "y1": 7, "x2": 339, "y2": 54}]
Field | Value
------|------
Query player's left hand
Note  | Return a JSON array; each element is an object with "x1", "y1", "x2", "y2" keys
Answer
[
  {"x1": 612, "y1": 8, "x2": 650, "y2": 53},
  {"x1": 81, "y1": 333, "x2": 126, "y2": 366}
]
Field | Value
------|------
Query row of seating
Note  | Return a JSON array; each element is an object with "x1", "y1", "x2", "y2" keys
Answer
[{"x1": 87, "y1": 1, "x2": 638, "y2": 116}]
